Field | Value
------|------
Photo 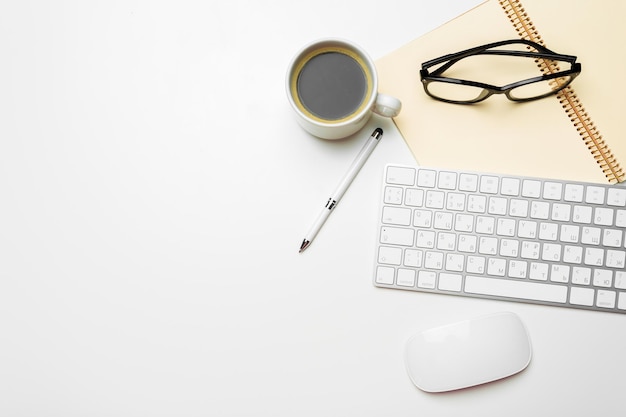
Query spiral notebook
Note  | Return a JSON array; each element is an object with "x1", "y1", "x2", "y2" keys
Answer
[{"x1": 376, "y1": 0, "x2": 625, "y2": 184}]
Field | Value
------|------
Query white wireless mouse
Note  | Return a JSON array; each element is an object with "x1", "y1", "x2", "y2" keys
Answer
[{"x1": 404, "y1": 311, "x2": 531, "y2": 393}]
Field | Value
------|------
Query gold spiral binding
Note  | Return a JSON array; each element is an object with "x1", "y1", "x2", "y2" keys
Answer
[{"x1": 499, "y1": 0, "x2": 625, "y2": 183}]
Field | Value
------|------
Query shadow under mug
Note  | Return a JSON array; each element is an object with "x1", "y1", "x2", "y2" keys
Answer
[{"x1": 286, "y1": 38, "x2": 401, "y2": 140}]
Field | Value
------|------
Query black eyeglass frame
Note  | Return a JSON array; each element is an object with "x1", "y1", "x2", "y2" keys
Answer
[{"x1": 419, "y1": 39, "x2": 582, "y2": 104}]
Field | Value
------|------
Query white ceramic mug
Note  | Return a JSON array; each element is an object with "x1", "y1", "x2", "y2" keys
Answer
[{"x1": 286, "y1": 38, "x2": 401, "y2": 140}]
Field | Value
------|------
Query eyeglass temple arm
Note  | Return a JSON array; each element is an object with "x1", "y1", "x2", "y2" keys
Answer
[
  {"x1": 422, "y1": 39, "x2": 576, "y2": 76},
  {"x1": 423, "y1": 39, "x2": 554, "y2": 66}
]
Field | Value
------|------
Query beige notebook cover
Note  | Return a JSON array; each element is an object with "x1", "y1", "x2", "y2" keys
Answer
[{"x1": 376, "y1": 0, "x2": 625, "y2": 184}]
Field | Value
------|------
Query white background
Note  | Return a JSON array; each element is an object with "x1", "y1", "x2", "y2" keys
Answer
[{"x1": 1, "y1": 1, "x2": 624, "y2": 416}]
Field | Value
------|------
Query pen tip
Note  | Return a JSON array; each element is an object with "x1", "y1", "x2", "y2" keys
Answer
[
  {"x1": 373, "y1": 127, "x2": 383, "y2": 139},
  {"x1": 299, "y1": 239, "x2": 310, "y2": 253}
]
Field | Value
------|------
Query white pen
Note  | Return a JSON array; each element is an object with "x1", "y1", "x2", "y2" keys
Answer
[{"x1": 299, "y1": 128, "x2": 383, "y2": 253}]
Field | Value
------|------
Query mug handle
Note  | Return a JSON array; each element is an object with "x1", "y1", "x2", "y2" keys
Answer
[{"x1": 373, "y1": 93, "x2": 402, "y2": 118}]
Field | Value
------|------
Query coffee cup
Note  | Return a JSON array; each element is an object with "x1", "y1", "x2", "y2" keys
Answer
[{"x1": 286, "y1": 38, "x2": 401, "y2": 140}]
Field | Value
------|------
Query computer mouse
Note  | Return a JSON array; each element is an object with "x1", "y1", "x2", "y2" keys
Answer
[{"x1": 404, "y1": 311, "x2": 531, "y2": 393}]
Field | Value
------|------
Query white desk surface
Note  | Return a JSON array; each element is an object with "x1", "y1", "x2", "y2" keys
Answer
[{"x1": 1, "y1": 1, "x2": 624, "y2": 415}]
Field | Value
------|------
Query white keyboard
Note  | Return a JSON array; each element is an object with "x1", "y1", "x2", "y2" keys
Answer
[{"x1": 373, "y1": 164, "x2": 626, "y2": 313}]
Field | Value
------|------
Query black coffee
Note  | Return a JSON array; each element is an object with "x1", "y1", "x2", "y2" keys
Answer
[{"x1": 296, "y1": 51, "x2": 368, "y2": 121}]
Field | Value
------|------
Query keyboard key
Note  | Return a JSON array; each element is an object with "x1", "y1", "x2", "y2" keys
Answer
[
  {"x1": 584, "y1": 247, "x2": 604, "y2": 266},
  {"x1": 550, "y1": 265, "x2": 570, "y2": 283},
  {"x1": 543, "y1": 182, "x2": 563, "y2": 200},
  {"x1": 424, "y1": 251, "x2": 444, "y2": 269},
  {"x1": 607, "y1": 188, "x2": 626, "y2": 207},
  {"x1": 542, "y1": 243, "x2": 562, "y2": 262},
  {"x1": 466, "y1": 256, "x2": 485, "y2": 274},
  {"x1": 437, "y1": 232, "x2": 456, "y2": 250},
  {"x1": 522, "y1": 179, "x2": 541, "y2": 198},
  {"x1": 551, "y1": 203, "x2": 571, "y2": 222},
  {"x1": 416, "y1": 230, "x2": 436, "y2": 248},
  {"x1": 603, "y1": 229, "x2": 623, "y2": 248},
  {"x1": 439, "y1": 273, "x2": 463, "y2": 292},
  {"x1": 488, "y1": 196, "x2": 507, "y2": 215},
  {"x1": 459, "y1": 173, "x2": 478, "y2": 192},
  {"x1": 518, "y1": 220, "x2": 537, "y2": 239},
  {"x1": 404, "y1": 249, "x2": 423, "y2": 267},
  {"x1": 530, "y1": 201, "x2": 550, "y2": 219},
  {"x1": 496, "y1": 218, "x2": 516, "y2": 237},
  {"x1": 593, "y1": 269, "x2": 612, "y2": 287},
  {"x1": 380, "y1": 226, "x2": 414, "y2": 246},
  {"x1": 487, "y1": 258, "x2": 506, "y2": 276},
  {"x1": 606, "y1": 250, "x2": 625, "y2": 268},
  {"x1": 500, "y1": 177, "x2": 520, "y2": 196},
  {"x1": 616, "y1": 271, "x2": 626, "y2": 289},
  {"x1": 382, "y1": 206, "x2": 411, "y2": 226},
  {"x1": 570, "y1": 287, "x2": 594, "y2": 306},
  {"x1": 417, "y1": 169, "x2": 436, "y2": 187},
  {"x1": 581, "y1": 227, "x2": 601, "y2": 245},
  {"x1": 563, "y1": 245, "x2": 583, "y2": 264},
  {"x1": 378, "y1": 246, "x2": 402, "y2": 265},
  {"x1": 572, "y1": 267, "x2": 592, "y2": 285},
  {"x1": 478, "y1": 237, "x2": 498, "y2": 255},
  {"x1": 465, "y1": 276, "x2": 567, "y2": 303},
  {"x1": 509, "y1": 199, "x2": 529, "y2": 217},
  {"x1": 596, "y1": 290, "x2": 616, "y2": 309},
  {"x1": 480, "y1": 175, "x2": 499, "y2": 194},
  {"x1": 475, "y1": 216, "x2": 495, "y2": 234},
  {"x1": 425, "y1": 190, "x2": 445, "y2": 209},
  {"x1": 457, "y1": 234, "x2": 477, "y2": 253},
  {"x1": 508, "y1": 260, "x2": 527, "y2": 279},
  {"x1": 529, "y1": 262, "x2": 549, "y2": 281},
  {"x1": 438, "y1": 171, "x2": 457, "y2": 190},
  {"x1": 384, "y1": 186, "x2": 403, "y2": 204},
  {"x1": 586, "y1": 186, "x2": 606, "y2": 205},
  {"x1": 454, "y1": 214, "x2": 474, "y2": 232},
  {"x1": 397, "y1": 269, "x2": 416, "y2": 287},
  {"x1": 375, "y1": 266, "x2": 395, "y2": 285},
  {"x1": 467, "y1": 195, "x2": 487, "y2": 213},
  {"x1": 413, "y1": 210, "x2": 432, "y2": 228},
  {"x1": 446, "y1": 192, "x2": 466, "y2": 211},
  {"x1": 538, "y1": 222, "x2": 559, "y2": 241},
  {"x1": 594, "y1": 208, "x2": 614, "y2": 226},
  {"x1": 417, "y1": 271, "x2": 436, "y2": 289},
  {"x1": 433, "y1": 212, "x2": 453, "y2": 230},
  {"x1": 445, "y1": 253, "x2": 464, "y2": 272},
  {"x1": 405, "y1": 189, "x2": 424, "y2": 206},
  {"x1": 564, "y1": 183, "x2": 585, "y2": 202},
  {"x1": 499, "y1": 239, "x2": 519, "y2": 257},
  {"x1": 560, "y1": 225, "x2": 580, "y2": 243},
  {"x1": 387, "y1": 166, "x2": 415, "y2": 185},
  {"x1": 573, "y1": 205, "x2": 593, "y2": 224},
  {"x1": 520, "y1": 241, "x2": 540, "y2": 260}
]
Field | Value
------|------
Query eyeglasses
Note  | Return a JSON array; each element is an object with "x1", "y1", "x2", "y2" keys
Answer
[{"x1": 419, "y1": 39, "x2": 582, "y2": 104}]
